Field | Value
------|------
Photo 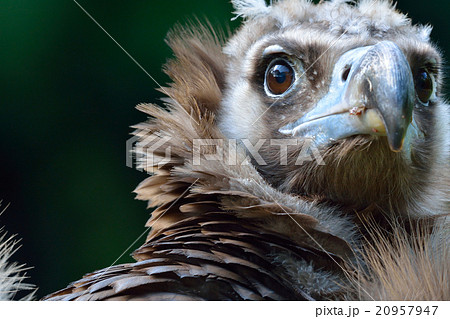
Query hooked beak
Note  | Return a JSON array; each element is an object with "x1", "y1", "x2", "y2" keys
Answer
[{"x1": 279, "y1": 41, "x2": 415, "y2": 152}]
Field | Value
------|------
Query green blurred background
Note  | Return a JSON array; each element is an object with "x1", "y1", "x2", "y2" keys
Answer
[{"x1": 0, "y1": 0, "x2": 448, "y2": 299}]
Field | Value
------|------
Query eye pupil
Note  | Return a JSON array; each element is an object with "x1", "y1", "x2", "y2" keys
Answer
[
  {"x1": 266, "y1": 60, "x2": 294, "y2": 95},
  {"x1": 415, "y1": 69, "x2": 433, "y2": 104},
  {"x1": 272, "y1": 65, "x2": 289, "y2": 83}
]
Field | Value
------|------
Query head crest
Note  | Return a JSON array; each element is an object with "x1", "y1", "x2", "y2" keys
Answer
[{"x1": 231, "y1": 0, "x2": 271, "y2": 20}]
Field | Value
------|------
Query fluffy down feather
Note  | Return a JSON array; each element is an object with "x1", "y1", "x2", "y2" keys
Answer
[{"x1": 0, "y1": 208, "x2": 35, "y2": 300}]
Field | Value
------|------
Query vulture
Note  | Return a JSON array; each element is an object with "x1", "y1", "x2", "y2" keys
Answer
[{"x1": 42, "y1": 0, "x2": 448, "y2": 300}]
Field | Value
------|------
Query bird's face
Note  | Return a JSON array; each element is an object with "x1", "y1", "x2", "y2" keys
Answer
[{"x1": 218, "y1": 1, "x2": 446, "y2": 211}]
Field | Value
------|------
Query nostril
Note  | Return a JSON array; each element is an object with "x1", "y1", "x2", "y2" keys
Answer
[{"x1": 342, "y1": 66, "x2": 351, "y2": 82}]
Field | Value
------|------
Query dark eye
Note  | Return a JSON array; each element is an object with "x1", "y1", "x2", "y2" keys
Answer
[
  {"x1": 415, "y1": 68, "x2": 433, "y2": 104},
  {"x1": 265, "y1": 59, "x2": 295, "y2": 95}
]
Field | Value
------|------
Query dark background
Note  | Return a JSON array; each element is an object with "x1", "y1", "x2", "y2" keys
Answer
[{"x1": 0, "y1": 0, "x2": 448, "y2": 299}]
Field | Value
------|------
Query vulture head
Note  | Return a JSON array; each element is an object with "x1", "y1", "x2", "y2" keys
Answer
[{"x1": 219, "y1": 0, "x2": 448, "y2": 215}]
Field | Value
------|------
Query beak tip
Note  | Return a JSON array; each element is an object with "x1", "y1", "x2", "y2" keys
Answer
[
  {"x1": 385, "y1": 118, "x2": 411, "y2": 153},
  {"x1": 388, "y1": 138, "x2": 405, "y2": 152},
  {"x1": 390, "y1": 146, "x2": 403, "y2": 153}
]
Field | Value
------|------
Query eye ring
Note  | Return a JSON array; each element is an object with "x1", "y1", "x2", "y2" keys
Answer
[
  {"x1": 264, "y1": 59, "x2": 295, "y2": 96},
  {"x1": 415, "y1": 68, "x2": 434, "y2": 105}
]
